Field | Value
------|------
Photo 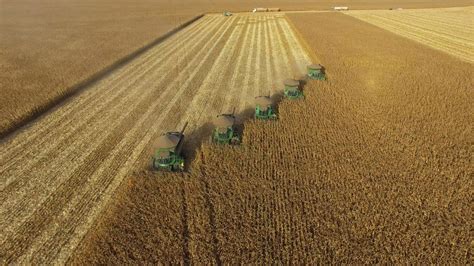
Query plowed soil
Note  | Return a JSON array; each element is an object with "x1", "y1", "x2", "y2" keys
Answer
[
  {"x1": 0, "y1": 14, "x2": 311, "y2": 264},
  {"x1": 71, "y1": 13, "x2": 472, "y2": 264}
]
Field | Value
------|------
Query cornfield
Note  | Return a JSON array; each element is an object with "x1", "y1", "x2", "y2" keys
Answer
[{"x1": 70, "y1": 12, "x2": 473, "y2": 264}]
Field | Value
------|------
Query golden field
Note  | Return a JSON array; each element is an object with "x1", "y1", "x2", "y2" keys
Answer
[
  {"x1": 348, "y1": 7, "x2": 474, "y2": 62},
  {"x1": 0, "y1": 13, "x2": 312, "y2": 264},
  {"x1": 1, "y1": 0, "x2": 473, "y2": 136},
  {"x1": 69, "y1": 12, "x2": 473, "y2": 264}
]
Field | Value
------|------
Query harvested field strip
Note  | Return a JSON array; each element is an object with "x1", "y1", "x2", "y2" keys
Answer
[
  {"x1": 0, "y1": 14, "x2": 311, "y2": 264},
  {"x1": 348, "y1": 7, "x2": 474, "y2": 62},
  {"x1": 20, "y1": 17, "x2": 235, "y2": 260},
  {"x1": 1, "y1": 16, "x2": 236, "y2": 264},
  {"x1": 222, "y1": 17, "x2": 252, "y2": 114},
  {"x1": 0, "y1": 16, "x2": 216, "y2": 171},
  {"x1": 0, "y1": 16, "x2": 215, "y2": 177},
  {"x1": 0, "y1": 15, "x2": 229, "y2": 236}
]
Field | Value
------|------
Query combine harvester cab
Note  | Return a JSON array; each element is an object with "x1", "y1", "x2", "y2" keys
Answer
[
  {"x1": 255, "y1": 96, "x2": 277, "y2": 120},
  {"x1": 307, "y1": 64, "x2": 326, "y2": 80},
  {"x1": 211, "y1": 110, "x2": 240, "y2": 145},
  {"x1": 152, "y1": 122, "x2": 188, "y2": 172},
  {"x1": 284, "y1": 79, "x2": 304, "y2": 99}
]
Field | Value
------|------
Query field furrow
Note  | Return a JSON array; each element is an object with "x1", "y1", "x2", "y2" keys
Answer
[{"x1": 0, "y1": 13, "x2": 311, "y2": 264}]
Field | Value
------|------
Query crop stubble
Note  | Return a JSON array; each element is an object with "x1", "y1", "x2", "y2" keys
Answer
[
  {"x1": 348, "y1": 7, "x2": 474, "y2": 63},
  {"x1": 0, "y1": 14, "x2": 311, "y2": 264},
  {"x1": 73, "y1": 12, "x2": 472, "y2": 263}
]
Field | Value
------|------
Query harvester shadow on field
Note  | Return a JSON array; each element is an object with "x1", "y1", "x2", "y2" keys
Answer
[
  {"x1": 147, "y1": 91, "x2": 285, "y2": 175},
  {"x1": 271, "y1": 91, "x2": 285, "y2": 114},
  {"x1": 181, "y1": 121, "x2": 214, "y2": 169},
  {"x1": 181, "y1": 107, "x2": 252, "y2": 171}
]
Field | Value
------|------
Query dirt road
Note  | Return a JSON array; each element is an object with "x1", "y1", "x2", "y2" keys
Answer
[{"x1": 0, "y1": 14, "x2": 311, "y2": 263}]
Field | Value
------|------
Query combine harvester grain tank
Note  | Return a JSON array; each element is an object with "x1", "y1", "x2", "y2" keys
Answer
[
  {"x1": 254, "y1": 96, "x2": 277, "y2": 120},
  {"x1": 307, "y1": 64, "x2": 326, "y2": 80},
  {"x1": 283, "y1": 79, "x2": 304, "y2": 99},
  {"x1": 152, "y1": 122, "x2": 188, "y2": 172},
  {"x1": 211, "y1": 108, "x2": 240, "y2": 145}
]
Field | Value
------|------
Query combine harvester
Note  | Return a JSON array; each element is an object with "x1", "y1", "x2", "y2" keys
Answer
[
  {"x1": 255, "y1": 96, "x2": 277, "y2": 120},
  {"x1": 211, "y1": 109, "x2": 240, "y2": 145},
  {"x1": 284, "y1": 79, "x2": 304, "y2": 99},
  {"x1": 307, "y1": 64, "x2": 326, "y2": 80},
  {"x1": 223, "y1": 11, "x2": 232, "y2": 16},
  {"x1": 152, "y1": 122, "x2": 188, "y2": 172}
]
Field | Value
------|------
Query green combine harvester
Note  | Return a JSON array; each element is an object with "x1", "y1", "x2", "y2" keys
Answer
[
  {"x1": 284, "y1": 79, "x2": 303, "y2": 99},
  {"x1": 211, "y1": 109, "x2": 240, "y2": 145},
  {"x1": 152, "y1": 122, "x2": 188, "y2": 172},
  {"x1": 223, "y1": 11, "x2": 232, "y2": 16},
  {"x1": 307, "y1": 64, "x2": 326, "y2": 80},
  {"x1": 255, "y1": 96, "x2": 277, "y2": 120}
]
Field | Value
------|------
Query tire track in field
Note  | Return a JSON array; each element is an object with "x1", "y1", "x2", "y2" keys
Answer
[
  {"x1": 266, "y1": 16, "x2": 284, "y2": 94},
  {"x1": 237, "y1": 16, "x2": 258, "y2": 113},
  {"x1": 221, "y1": 17, "x2": 251, "y2": 114},
  {"x1": 19, "y1": 16, "x2": 238, "y2": 264},
  {"x1": 0, "y1": 16, "x2": 215, "y2": 166},
  {"x1": 262, "y1": 16, "x2": 274, "y2": 96},
  {"x1": 251, "y1": 16, "x2": 264, "y2": 106},
  {"x1": 1, "y1": 17, "x2": 235, "y2": 264},
  {"x1": 0, "y1": 17, "x2": 226, "y2": 241},
  {"x1": 275, "y1": 19, "x2": 301, "y2": 78},
  {"x1": 269, "y1": 17, "x2": 291, "y2": 90},
  {"x1": 179, "y1": 16, "x2": 245, "y2": 137},
  {"x1": 282, "y1": 17, "x2": 313, "y2": 73}
]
